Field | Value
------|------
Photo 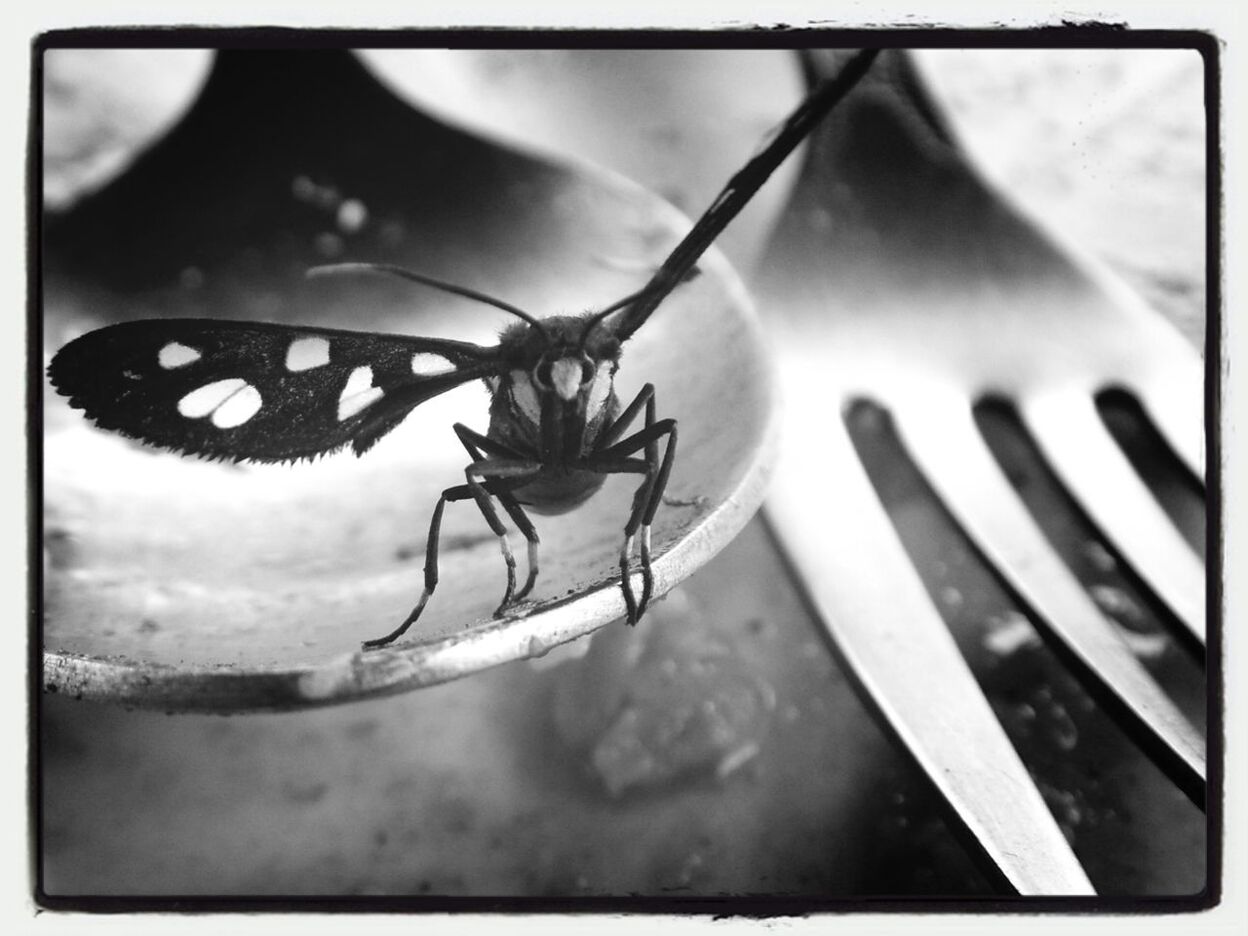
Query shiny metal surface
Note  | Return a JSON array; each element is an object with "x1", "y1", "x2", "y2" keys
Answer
[{"x1": 760, "y1": 49, "x2": 1206, "y2": 895}]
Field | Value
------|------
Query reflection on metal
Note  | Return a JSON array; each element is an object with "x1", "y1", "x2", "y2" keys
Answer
[{"x1": 759, "y1": 49, "x2": 1205, "y2": 895}]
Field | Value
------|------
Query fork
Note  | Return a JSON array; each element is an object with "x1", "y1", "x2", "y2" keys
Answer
[{"x1": 756, "y1": 49, "x2": 1208, "y2": 895}]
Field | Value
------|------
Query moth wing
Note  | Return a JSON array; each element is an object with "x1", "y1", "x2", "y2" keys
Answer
[{"x1": 48, "y1": 319, "x2": 504, "y2": 463}]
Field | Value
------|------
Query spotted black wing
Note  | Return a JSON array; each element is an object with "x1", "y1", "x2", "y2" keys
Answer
[{"x1": 48, "y1": 318, "x2": 504, "y2": 463}]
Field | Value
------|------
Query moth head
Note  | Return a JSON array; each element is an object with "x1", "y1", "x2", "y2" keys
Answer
[
  {"x1": 533, "y1": 351, "x2": 595, "y2": 402},
  {"x1": 497, "y1": 313, "x2": 621, "y2": 425}
]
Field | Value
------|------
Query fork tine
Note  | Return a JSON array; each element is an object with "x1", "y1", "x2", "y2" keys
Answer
[
  {"x1": 766, "y1": 392, "x2": 1095, "y2": 895},
  {"x1": 1022, "y1": 390, "x2": 1206, "y2": 646},
  {"x1": 1136, "y1": 371, "x2": 1206, "y2": 484},
  {"x1": 890, "y1": 389, "x2": 1206, "y2": 803}
]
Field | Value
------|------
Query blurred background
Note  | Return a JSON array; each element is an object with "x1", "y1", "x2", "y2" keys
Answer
[
  {"x1": 39, "y1": 46, "x2": 1206, "y2": 899},
  {"x1": 42, "y1": 47, "x2": 1205, "y2": 343}
]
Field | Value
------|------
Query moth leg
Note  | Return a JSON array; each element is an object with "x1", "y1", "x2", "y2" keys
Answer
[
  {"x1": 635, "y1": 428, "x2": 677, "y2": 615},
  {"x1": 462, "y1": 457, "x2": 544, "y2": 617},
  {"x1": 453, "y1": 424, "x2": 542, "y2": 604},
  {"x1": 363, "y1": 482, "x2": 473, "y2": 649},
  {"x1": 594, "y1": 382, "x2": 654, "y2": 452},
  {"x1": 578, "y1": 455, "x2": 651, "y2": 622},
  {"x1": 590, "y1": 384, "x2": 657, "y2": 618},
  {"x1": 585, "y1": 396, "x2": 678, "y2": 624},
  {"x1": 496, "y1": 494, "x2": 541, "y2": 602},
  {"x1": 363, "y1": 458, "x2": 539, "y2": 650}
]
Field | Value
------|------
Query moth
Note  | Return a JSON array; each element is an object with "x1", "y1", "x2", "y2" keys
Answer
[{"x1": 48, "y1": 50, "x2": 878, "y2": 649}]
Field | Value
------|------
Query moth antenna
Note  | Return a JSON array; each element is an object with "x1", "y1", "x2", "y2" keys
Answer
[
  {"x1": 577, "y1": 285, "x2": 653, "y2": 350},
  {"x1": 579, "y1": 264, "x2": 704, "y2": 350},
  {"x1": 308, "y1": 262, "x2": 549, "y2": 338}
]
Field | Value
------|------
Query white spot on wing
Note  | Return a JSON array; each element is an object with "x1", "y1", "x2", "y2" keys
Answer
[
  {"x1": 338, "y1": 365, "x2": 384, "y2": 421},
  {"x1": 158, "y1": 342, "x2": 201, "y2": 369},
  {"x1": 411, "y1": 352, "x2": 455, "y2": 377},
  {"x1": 211, "y1": 384, "x2": 263, "y2": 428},
  {"x1": 178, "y1": 379, "x2": 253, "y2": 421},
  {"x1": 285, "y1": 336, "x2": 331, "y2": 372}
]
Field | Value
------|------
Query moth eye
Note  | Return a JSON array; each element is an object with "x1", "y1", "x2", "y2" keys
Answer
[
  {"x1": 158, "y1": 342, "x2": 201, "y2": 369},
  {"x1": 285, "y1": 336, "x2": 331, "y2": 372},
  {"x1": 533, "y1": 359, "x2": 554, "y2": 390},
  {"x1": 177, "y1": 378, "x2": 263, "y2": 428},
  {"x1": 337, "y1": 365, "x2": 384, "y2": 421}
]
